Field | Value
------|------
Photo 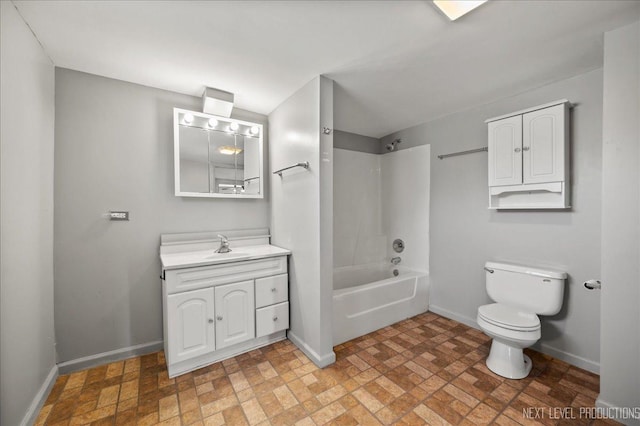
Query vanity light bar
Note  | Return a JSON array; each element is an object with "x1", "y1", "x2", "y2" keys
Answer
[{"x1": 179, "y1": 114, "x2": 260, "y2": 136}]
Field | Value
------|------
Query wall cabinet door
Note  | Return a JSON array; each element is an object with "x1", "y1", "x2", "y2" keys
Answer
[
  {"x1": 167, "y1": 288, "x2": 215, "y2": 364},
  {"x1": 522, "y1": 104, "x2": 565, "y2": 184},
  {"x1": 214, "y1": 280, "x2": 255, "y2": 350},
  {"x1": 488, "y1": 115, "x2": 522, "y2": 186}
]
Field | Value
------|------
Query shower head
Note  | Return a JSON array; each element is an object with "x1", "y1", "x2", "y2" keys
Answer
[{"x1": 385, "y1": 138, "x2": 402, "y2": 152}]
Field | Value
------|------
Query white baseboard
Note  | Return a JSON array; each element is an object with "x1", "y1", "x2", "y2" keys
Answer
[
  {"x1": 287, "y1": 331, "x2": 336, "y2": 368},
  {"x1": 57, "y1": 340, "x2": 164, "y2": 375},
  {"x1": 429, "y1": 305, "x2": 481, "y2": 330},
  {"x1": 21, "y1": 364, "x2": 58, "y2": 426},
  {"x1": 596, "y1": 398, "x2": 640, "y2": 426},
  {"x1": 538, "y1": 343, "x2": 599, "y2": 374},
  {"x1": 429, "y1": 304, "x2": 600, "y2": 374}
]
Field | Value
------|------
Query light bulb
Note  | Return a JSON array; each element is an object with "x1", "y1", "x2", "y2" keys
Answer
[
  {"x1": 208, "y1": 118, "x2": 218, "y2": 128},
  {"x1": 229, "y1": 122, "x2": 239, "y2": 131},
  {"x1": 183, "y1": 113, "x2": 194, "y2": 124},
  {"x1": 250, "y1": 126, "x2": 259, "y2": 135}
]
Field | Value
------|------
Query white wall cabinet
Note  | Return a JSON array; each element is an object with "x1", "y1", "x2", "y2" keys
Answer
[
  {"x1": 487, "y1": 100, "x2": 570, "y2": 209},
  {"x1": 162, "y1": 253, "x2": 289, "y2": 377}
]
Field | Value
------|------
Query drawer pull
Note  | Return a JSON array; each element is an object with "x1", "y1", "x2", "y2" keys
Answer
[
  {"x1": 271, "y1": 288, "x2": 277, "y2": 292},
  {"x1": 273, "y1": 316, "x2": 278, "y2": 322},
  {"x1": 217, "y1": 315, "x2": 223, "y2": 321}
]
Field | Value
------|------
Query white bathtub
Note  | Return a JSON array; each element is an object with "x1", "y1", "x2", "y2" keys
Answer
[{"x1": 333, "y1": 263, "x2": 429, "y2": 346}]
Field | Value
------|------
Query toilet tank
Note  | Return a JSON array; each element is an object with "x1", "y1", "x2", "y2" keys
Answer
[{"x1": 485, "y1": 261, "x2": 566, "y2": 315}]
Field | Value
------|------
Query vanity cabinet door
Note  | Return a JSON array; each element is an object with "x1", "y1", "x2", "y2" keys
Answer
[
  {"x1": 167, "y1": 288, "x2": 215, "y2": 364},
  {"x1": 214, "y1": 280, "x2": 255, "y2": 350},
  {"x1": 488, "y1": 115, "x2": 523, "y2": 186}
]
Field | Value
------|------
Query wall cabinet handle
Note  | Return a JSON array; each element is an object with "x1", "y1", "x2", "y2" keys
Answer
[
  {"x1": 271, "y1": 288, "x2": 277, "y2": 292},
  {"x1": 273, "y1": 316, "x2": 278, "y2": 321},
  {"x1": 514, "y1": 147, "x2": 521, "y2": 153},
  {"x1": 523, "y1": 146, "x2": 530, "y2": 151},
  {"x1": 217, "y1": 315, "x2": 223, "y2": 321},
  {"x1": 208, "y1": 319, "x2": 214, "y2": 324}
]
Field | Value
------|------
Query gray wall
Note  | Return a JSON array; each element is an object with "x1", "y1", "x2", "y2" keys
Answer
[
  {"x1": 269, "y1": 76, "x2": 335, "y2": 367},
  {"x1": 54, "y1": 69, "x2": 270, "y2": 363},
  {"x1": 599, "y1": 21, "x2": 640, "y2": 422},
  {"x1": 1, "y1": 2, "x2": 57, "y2": 425},
  {"x1": 334, "y1": 129, "x2": 380, "y2": 154},
  {"x1": 380, "y1": 69, "x2": 604, "y2": 372}
]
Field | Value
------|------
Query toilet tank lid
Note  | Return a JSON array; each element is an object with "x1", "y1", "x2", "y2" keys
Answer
[{"x1": 485, "y1": 262, "x2": 567, "y2": 279}]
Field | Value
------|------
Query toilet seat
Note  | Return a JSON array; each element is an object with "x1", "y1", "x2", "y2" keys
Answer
[{"x1": 478, "y1": 303, "x2": 540, "y2": 331}]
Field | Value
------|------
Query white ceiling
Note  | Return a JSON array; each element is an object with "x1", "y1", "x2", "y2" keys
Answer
[{"x1": 14, "y1": 0, "x2": 640, "y2": 138}]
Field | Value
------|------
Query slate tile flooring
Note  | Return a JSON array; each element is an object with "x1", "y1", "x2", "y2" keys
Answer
[{"x1": 35, "y1": 312, "x2": 617, "y2": 425}]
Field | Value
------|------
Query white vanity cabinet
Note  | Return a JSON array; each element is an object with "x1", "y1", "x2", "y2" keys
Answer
[
  {"x1": 487, "y1": 100, "x2": 571, "y2": 209},
  {"x1": 160, "y1": 230, "x2": 291, "y2": 378}
]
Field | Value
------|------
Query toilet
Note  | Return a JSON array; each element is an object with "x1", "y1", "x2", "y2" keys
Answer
[{"x1": 477, "y1": 261, "x2": 566, "y2": 379}]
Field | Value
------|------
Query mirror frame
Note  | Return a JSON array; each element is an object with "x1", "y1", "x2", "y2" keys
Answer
[{"x1": 173, "y1": 108, "x2": 264, "y2": 199}]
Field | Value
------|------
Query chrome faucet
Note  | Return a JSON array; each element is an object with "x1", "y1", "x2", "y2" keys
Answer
[
  {"x1": 391, "y1": 256, "x2": 401, "y2": 265},
  {"x1": 215, "y1": 234, "x2": 231, "y2": 253}
]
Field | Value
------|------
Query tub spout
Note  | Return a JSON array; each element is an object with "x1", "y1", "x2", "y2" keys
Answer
[{"x1": 391, "y1": 257, "x2": 401, "y2": 265}]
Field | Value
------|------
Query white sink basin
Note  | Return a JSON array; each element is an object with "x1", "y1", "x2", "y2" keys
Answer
[
  {"x1": 204, "y1": 251, "x2": 249, "y2": 260},
  {"x1": 161, "y1": 244, "x2": 291, "y2": 270}
]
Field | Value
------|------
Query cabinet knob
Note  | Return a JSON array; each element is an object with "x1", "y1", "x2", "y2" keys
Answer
[
  {"x1": 514, "y1": 147, "x2": 521, "y2": 153},
  {"x1": 271, "y1": 288, "x2": 277, "y2": 292},
  {"x1": 208, "y1": 319, "x2": 214, "y2": 324},
  {"x1": 522, "y1": 146, "x2": 530, "y2": 151},
  {"x1": 273, "y1": 316, "x2": 278, "y2": 322},
  {"x1": 217, "y1": 315, "x2": 223, "y2": 321}
]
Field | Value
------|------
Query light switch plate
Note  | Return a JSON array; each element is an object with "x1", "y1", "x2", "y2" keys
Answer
[{"x1": 109, "y1": 211, "x2": 129, "y2": 221}]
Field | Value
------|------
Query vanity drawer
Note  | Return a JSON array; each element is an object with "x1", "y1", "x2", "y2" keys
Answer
[
  {"x1": 165, "y1": 256, "x2": 287, "y2": 295},
  {"x1": 256, "y1": 302, "x2": 289, "y2": 338},
  {"x1": 255, "y1": 274, "x2": 288, "y2": 308}
]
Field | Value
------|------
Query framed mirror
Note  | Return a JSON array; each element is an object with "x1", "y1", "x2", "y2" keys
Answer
[{"x1": 173, "y1": 108, "x2": 263, "y2": 198}]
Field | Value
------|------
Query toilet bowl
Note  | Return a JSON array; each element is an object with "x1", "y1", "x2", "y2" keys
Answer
[
  {"x1": 477, "y1": 303, "x2": 541, "y2": 379},
  {"x1": 478, "y1": 262, "x2": 566, "y2": 379}
]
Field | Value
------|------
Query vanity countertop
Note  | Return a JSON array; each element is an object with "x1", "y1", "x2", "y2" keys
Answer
[{"x1": 161, "y1": 244, "x2": 291, "y2": 271}]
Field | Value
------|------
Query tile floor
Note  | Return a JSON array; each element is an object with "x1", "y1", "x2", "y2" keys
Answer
[{"x1": 35, "y1": 312, "x2": 617, "y2": 425}]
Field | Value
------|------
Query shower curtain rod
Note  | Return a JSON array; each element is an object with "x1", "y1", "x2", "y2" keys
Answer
[{"x1": 437, "y1": 146, "x2": 488, "y2": 160}]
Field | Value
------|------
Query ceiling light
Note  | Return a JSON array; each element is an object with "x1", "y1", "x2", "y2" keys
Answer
[
  {"x1": 250, "y1": 126, "x2": 260, "y2": 135},
  {"x1": 433, "y1": 0, "x2": 488, "y2": 21},
  {"x1": 183, "y1": 113, "x2": 194, "y2": 124},
  {"x1": 208, "y1": 118, "x2": 218, "y2": 128},
  {"x1": 229, "y1": 122, "x2": 239, "y2": 131},
  {"x1": 202, "y1": 87, "x2": 234, "y2": 117},
  {"x1": 218, "y1": 146, "x2": 243, "y2": 155}
]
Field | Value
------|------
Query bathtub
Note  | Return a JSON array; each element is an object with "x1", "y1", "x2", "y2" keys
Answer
[{"x1": 333, "y1": 263, "x2": 429, "y2": 346}]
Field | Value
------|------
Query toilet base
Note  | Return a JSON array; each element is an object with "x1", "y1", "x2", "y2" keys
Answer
[{"x1": 486, "y1": 339, "x2": 532, "y2": 379}]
